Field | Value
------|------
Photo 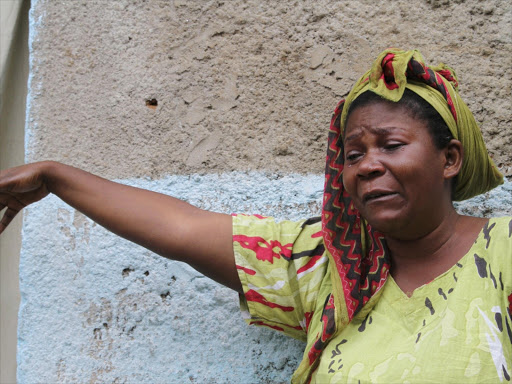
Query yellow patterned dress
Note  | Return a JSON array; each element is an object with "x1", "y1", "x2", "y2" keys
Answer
[{"x1": 234, "y1": 214, "x2": 512, "y2": 383}]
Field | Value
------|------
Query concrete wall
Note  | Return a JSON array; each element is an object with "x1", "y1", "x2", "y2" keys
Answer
[{"x1": 17, "y1": 0, "x2": 512, "y2": 382}]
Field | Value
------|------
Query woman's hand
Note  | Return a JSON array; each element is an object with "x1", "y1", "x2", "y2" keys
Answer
[
  {"x1": 0, "y1": 162, "x2": 51, "y2": 233},
  {"x1": 0, "y1": 161, "x2": 241, "y2": 292}
]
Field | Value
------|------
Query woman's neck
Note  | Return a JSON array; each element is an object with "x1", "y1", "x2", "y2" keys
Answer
[{"x1": 385, "y1": 211, "x2": 487, "y2": 296}]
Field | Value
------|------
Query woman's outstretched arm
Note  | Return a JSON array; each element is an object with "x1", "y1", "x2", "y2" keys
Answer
[{"x1": 0, "y1": 161, "x2": 241, "y2": 292}]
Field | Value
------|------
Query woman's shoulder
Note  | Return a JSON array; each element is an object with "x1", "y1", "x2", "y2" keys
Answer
[
  {"x1": 471, "y1": 216, "x2": 512, "y2": 282},
  {"x1": 232, "y1": 214, "x2": 323, "y2": 244},
  {"x1": 488, "y1": 215, "x2": 512, "y2": 224},
  {"x1": 483, "y1": 216, "x2": 512, "y2": 245}
]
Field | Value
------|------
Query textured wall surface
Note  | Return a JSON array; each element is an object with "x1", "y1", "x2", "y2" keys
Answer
[
  {"x1": 27, "y1": 0, "x2": 512, "y2": 176},
  {"x1": 20, "y1": 0, "x2": 512, "y2": 382}
]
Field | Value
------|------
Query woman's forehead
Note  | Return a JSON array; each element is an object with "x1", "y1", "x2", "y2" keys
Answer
[
  {"x1": 344, "y1": 125, "x2": 409, "y2": 143},
  {"x1": 345, "y1": 102, "x2": 424, "y2": 130}
]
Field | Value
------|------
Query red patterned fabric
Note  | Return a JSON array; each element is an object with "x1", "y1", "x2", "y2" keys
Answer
[{"x1": 320, "y1": 97, "x2": 390, "y2": 334}]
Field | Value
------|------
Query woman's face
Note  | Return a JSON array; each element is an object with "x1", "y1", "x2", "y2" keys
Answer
[{"x1": 342, "y1": 102, "x2": 453, "y2": 240}]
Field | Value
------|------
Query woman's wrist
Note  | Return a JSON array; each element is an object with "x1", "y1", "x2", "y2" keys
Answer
[{"x1": 39, "y1": 160, "x2": 64, "y2": 195}]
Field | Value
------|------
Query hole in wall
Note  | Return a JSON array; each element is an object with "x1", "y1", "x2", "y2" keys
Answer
[
  {"x1": 160, "y1": 291, "x2": 171, "y2": 300},
  {"x1": 145, "y1": 98, "x2": 158, "y2": 109}
]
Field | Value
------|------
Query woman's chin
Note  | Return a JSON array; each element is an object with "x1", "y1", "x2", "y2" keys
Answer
[{"x1": 363, "y1": 212, "x2": 411, "y2": 238}]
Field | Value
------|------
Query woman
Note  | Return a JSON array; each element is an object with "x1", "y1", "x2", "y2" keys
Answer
[{"x1": 0, "y1": 49, "x2": 510, "y2": 382}]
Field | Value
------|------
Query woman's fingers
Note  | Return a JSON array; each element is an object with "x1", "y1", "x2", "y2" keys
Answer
[
  {"x1": 0, "y1": 164, "x2": 42, "y2": 194},
  {"x1": 0, "y1": 162, "x2": 51, "y2": 234},
  {"x1": 0, "y1": 193, "x2": 25, "y2": 234},
  {"x1": 0, "y1": 207, "x2": 21, "y2": 234}
]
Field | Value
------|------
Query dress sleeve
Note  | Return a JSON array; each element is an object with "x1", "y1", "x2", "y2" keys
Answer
[{"x1": 233, "y1": 214, "x2": 328, "y2": 341}]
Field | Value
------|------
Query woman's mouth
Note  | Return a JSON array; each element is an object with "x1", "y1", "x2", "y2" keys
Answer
[{"x1": 363, "y1": 191, "x2": 398, "y2": 203}]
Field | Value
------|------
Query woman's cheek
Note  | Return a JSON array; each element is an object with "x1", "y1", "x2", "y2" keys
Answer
[{"x1": 342, "y1": 169, "x2": 358, "y2": 201}]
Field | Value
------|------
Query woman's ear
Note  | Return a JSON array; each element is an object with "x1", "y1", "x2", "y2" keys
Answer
[{"x1": 443, "y1": 139, "x2": 463, "y2": 180}]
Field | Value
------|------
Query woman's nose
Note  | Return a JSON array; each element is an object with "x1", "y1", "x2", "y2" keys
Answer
[{"x1": 357, "y1": 153, "x2": 385, "y2": 178}]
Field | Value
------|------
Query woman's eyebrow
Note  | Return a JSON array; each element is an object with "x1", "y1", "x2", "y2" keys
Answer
[
  {"x1": 344, "y1": 126, "x2": 405, "y2": 143},
  {"x1": 344, "y1": 130, "x2": 363, "y2": 143},
  {"x1": 369, "y1": 126, "x2": 406, "y2": 135}
]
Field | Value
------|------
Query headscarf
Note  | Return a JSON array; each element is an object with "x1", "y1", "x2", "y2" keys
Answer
[{"x1": 292, "y1": 48, "x2": 504, "y2": 383}]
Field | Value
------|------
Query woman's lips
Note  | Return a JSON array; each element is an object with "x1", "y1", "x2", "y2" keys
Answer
[{"x1": 362, "y1": 191, "x2": 398, "y2": 203}]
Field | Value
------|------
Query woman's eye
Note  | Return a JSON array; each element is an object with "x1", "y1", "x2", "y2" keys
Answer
[
  {"x1": 345, "y1": 152, "x2": 362, "y2": 161},
  {"x1": 385, "y1": 142, "x2": 404, "y2": 151}
]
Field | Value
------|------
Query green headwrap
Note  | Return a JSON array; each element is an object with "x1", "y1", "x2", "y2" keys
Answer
[{"x1": 339, "y1": 48, "x2": 503, "y2": 201}]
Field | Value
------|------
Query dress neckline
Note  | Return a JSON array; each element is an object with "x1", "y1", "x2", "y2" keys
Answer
[{"x1": 386, "y1": 217, "x2": 491, "y2": 300}]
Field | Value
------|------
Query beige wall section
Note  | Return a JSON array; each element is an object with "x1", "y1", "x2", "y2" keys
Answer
[
  {"x1": 0, "y1": 0, "x2": 29, "y2": 383},
  {"x1": 25, "y1": 0, "x2": 512, "y2": 179}
]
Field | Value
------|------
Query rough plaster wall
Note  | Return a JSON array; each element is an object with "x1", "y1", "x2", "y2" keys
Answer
[
  {"x1": 20, "y1": 0, "x2": 512, "y2": 382},
  {"x1": 27, "y1": 0, "x2": 512, "y2": 177}
]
